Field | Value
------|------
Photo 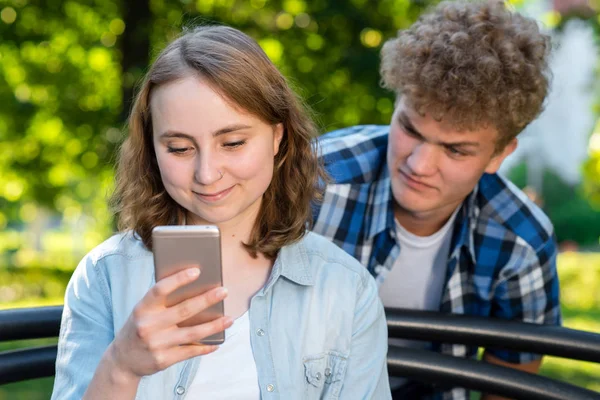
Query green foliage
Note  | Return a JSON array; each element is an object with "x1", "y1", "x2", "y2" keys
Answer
[
  {"x1": 573, "y1": 19, "x2": 600, "y2": 210},
  {"x1": 150, "y1": 0, "x2": 425, "y2": 129},
  {"x1": 541, "y1": 172, "x2": 600, "y2": 247},
  {"x1": 583, "y1": 138, "x2": 600, "y2": 207},
  {"x1": 0, "y1": 0, "x2": 430, "y2": 271},
  {"x1": 0, "y1": 267, "x2": 70, "y2": 306},
  {"x1": 542, "y1": 8, "x2": 600, "y2": 218},
  {"x1": 558, "y1": 251, "x2": 600, "y2": 312},
  {"x1": 0, "y1": 0, "x2": 121, "y2": 265},
  {"x1": 505, "y1": 162, "x2": 527, "y2": 188}
]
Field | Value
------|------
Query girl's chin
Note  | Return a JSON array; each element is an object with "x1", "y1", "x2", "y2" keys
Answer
[{"x1": 185, "y1": 209, "x2": 237, "y2": 226}]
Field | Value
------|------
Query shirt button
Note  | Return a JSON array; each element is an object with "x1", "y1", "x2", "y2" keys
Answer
[
  {"x1": 315, "y1": 372, "x2": 322, "y2": 380},
  {"x1": 324, "y1": 368, "x2": 332, "y2": 377},
  {"x1": 266, "y1": 384, "x2": 275, "y2": 392},
  {"x1": 256, "y1": 328, "x2": 265, "y2": 336},
  {"x1": 175, "y1": 386, "x2": 185, "y2": 395}
]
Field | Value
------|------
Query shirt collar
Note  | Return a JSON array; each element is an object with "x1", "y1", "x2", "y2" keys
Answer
[
  {"x1": 449, "y1": 182, "x2": 479, "y2": 264},
  {"x1": 371, "y1": 164, "x2": 480, "y2": 264},
  {"x1": 367, "y1": 165, "x2": 396, "y2": 239},
  {"x1": 263, "y1": 234, "x2": 315, "y2": 292}
]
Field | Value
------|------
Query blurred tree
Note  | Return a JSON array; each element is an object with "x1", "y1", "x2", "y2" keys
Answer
[
  {"x1": 508, "y1": 164, "x2": 600, "y2": 247},
  {"x1": 553, "y1": 5, "x2": 600, "y2": 214},
  {"x1": 583, "y1": 131, "x2": 600, "y2": 209},
  {"x1": 150, "y1": 0, "x2": 426, "y2": 129},
  {"x1": 0, "y1": 0, "x2": 428, "y2": 271},
  {"x1": 120, "y1": 0, "x2": 150, "y2": 119},
  {"x1": 0, "y1": 0, "x2": 123, "y2": 268},
  {"x1": 524, "y1": 4, "x2": 600, "y2": 240}
]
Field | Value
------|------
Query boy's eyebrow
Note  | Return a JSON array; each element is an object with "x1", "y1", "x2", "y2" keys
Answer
[
  {"x1": 397, "y1": 111, "x2": 422, "y2": 138},
  {"x1": 397, "y1": 111, "x2": 480, "y2": 148}
]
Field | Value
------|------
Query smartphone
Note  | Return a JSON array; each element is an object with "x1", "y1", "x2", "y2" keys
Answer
[{"x1": 152, "y1": 225, "x2": 225, "y2": 345}]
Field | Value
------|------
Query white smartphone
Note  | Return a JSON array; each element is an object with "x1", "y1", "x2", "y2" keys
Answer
[{"x1": 152, "y1": 225, "x2": 225, "y2": 345}]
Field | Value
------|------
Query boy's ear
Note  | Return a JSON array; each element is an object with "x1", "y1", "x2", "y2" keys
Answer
[{"x1": 485, "y1": 138, "x2": 517, "y2": 174}]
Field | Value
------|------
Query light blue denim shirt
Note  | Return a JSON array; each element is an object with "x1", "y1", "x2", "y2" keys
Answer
[{"x1": 51, "y1": 230, "x2": 391, "y2": 400}]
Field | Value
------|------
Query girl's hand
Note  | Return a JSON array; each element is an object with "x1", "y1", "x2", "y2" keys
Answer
[{"x1": 108, "y1": 267, "x2": 231, "y2": 379}]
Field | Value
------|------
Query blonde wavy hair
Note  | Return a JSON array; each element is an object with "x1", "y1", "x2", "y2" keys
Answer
[
  {"x1": 111, "y1": 25, "x2": 327, "y2": 259},
  {"x1": 380, "y1": 0, "x2": 551, "y2": 151}
]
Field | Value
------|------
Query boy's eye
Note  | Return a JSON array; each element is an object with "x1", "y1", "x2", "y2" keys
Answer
[
  {"x1": 447, "y1": 147, "x2": 467, "y2": 156},
  {"x1": 403, "y1": 126, "x2": 422, "y2": 140}
]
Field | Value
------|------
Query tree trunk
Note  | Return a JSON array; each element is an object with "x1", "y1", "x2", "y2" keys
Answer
[{"x1": 120, "y1": 0, "x2": 151, "y2": 122}]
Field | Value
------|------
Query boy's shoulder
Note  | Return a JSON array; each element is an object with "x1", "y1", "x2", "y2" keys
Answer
[{"x1": 476, "y1": 173, "x2": 554, "y2": 252}]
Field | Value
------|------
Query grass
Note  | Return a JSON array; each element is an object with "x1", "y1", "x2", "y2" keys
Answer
[
  {"x1": 0, "y1": 379, "x2": 55, "y2": 400},
  {"x1": 539, "y1": 305, "x2": 600, "y2": 392},
  {"x1": 0, "y1": 339, "x2": 57, "y2": 400}
]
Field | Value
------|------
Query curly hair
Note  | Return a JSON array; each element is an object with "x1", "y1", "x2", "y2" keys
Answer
[
  {"x1": 111, "y1": 25, "x2": 327, "y2": 259},
  {"x1": 380, "y1": 0, "x2": 551, "y2": 150}
]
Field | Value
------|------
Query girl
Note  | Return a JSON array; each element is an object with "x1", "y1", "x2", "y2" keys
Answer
[{"x1": 51, "y1": 25, "x2": 390, "y2": 400}]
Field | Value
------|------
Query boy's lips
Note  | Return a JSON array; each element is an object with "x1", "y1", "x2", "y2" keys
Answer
[{"x1": 399, "y1": 170, "x2": 435, "y2": 191}]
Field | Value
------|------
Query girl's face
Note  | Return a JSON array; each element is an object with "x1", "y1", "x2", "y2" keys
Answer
[{"x1": 151, "y1": 76, "x2": 283, "y2": 229}]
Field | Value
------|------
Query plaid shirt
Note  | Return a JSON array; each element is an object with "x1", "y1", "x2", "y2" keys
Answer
[{"x1": 312, "y1": 125, "x2": 561, "y2": 400}]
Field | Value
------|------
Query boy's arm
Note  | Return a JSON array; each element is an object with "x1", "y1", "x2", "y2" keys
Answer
[{"x1": 480, "y1": 233, "x2": 560, "y2": 399}]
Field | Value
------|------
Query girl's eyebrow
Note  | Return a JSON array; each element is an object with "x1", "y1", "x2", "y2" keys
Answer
[{"x1": 159, "y1": 124, "x2": 253, "y2": 141}]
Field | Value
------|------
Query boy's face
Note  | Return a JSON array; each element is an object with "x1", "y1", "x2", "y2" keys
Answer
[{"x1": 387, "y1": 98, "x2": 517, "y2": 223}]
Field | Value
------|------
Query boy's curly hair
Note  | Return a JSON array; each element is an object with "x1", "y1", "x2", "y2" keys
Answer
[{"x1": 380, "y1": 0, "x2": 551, "y2": 150}]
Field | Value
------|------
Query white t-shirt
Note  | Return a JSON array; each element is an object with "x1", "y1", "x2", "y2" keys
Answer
[
  {"x1": 187, "y1": 311, "x2": 260, "y2": 399},
  {"x1": 379, "y1": 208, "x2": 459, "y2": 388}
]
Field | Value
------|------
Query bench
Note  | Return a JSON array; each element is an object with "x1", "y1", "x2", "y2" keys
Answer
[{"x1": 1, "y1": 306, "x2": 599, "y2": 399}]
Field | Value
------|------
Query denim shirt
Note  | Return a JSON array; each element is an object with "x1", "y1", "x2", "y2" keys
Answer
[{"x1": 51, "y1": 231, "x2": 391, "y2": 400}]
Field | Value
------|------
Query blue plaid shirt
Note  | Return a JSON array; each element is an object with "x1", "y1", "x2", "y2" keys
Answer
[{"x1": 312, "y1": 125, "x2": 561, "y2": 399}]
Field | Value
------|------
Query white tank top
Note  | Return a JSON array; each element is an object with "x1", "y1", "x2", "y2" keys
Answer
[
  {"x1": 379, "y1": 208, "x2": 459, "y2": 389},
  {"x1": 187, "y1": 311, "x2": 260, "y2": 399},
  {"x1": 379, "y1": 208, "x2": 459, "y2": 313}
]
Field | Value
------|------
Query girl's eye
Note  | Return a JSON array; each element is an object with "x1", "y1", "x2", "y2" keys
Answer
[
  {"x1": 223, "y1": 140, "x2": 246, "y2": 149},
  {"x1": 167, "y1": 147, "x2": 192, "y2": 154}
]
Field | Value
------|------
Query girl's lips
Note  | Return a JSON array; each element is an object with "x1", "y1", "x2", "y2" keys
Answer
[{"x1": 193, "y1": 186, "x2": 234, "y2": 202}]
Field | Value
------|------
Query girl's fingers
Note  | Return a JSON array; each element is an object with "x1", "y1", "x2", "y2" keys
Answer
[
  {"x1": 145, "y1": 267, "x2": 201, "y2": 307},
  {"x1": 160, "y1": 286, "x2": 228, "y2": 327},
  {"x1": 168, "y1": 343, "x2": 220, "y2": 366},
  {"x1": 146, "y1": 343, "x2": 220, "y2": 372},
  {"x1": 159, "y1": 316, "x2": 233, "y2": 348}
]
